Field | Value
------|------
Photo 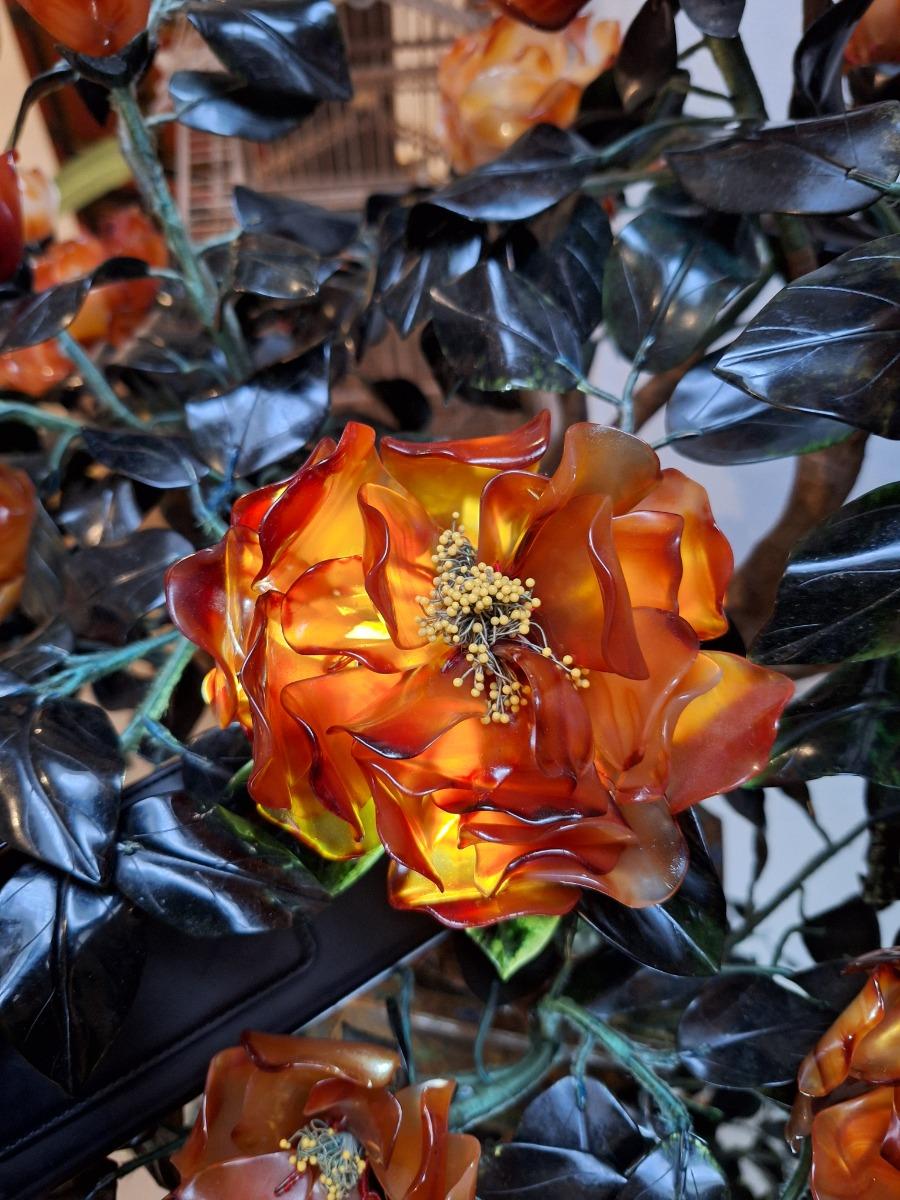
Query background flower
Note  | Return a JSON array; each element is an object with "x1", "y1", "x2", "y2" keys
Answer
[
  {"x1": 790, "y1": 951, "x2": 900, "y2": 1200},
  {"x1": 167, "y1": 415, "x2": 791, "y2": 927},
  {"x1": 845, "y1": 0, "x2": 900, "y2": 67},
  {"x1": 0, "y1": 462, "x2": 36, "y2": 622},
  {"x1": 0, "y1": 153, "x2": 24, "y2": 284},
  {"x1": 438, "y1": 5, "x2": 619, "y2": 171},
  {"x1": 16, "y1": 0, "x2": 151, "y2": 57},
  {"x1": 169, "y1": 1032, "x2": 480, "y2": 1200}
]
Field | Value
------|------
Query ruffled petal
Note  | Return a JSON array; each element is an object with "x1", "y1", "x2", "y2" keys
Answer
[
  {"x1": 504, "y1": 643, "x2": 593, "y2": 781},
  {"x1": 633, "y1": 469, "x2": 733, "y2": 639},
  {"x1": 172, "y1": 1154, "x2": 306, "y2": 1200},
  {"x1": 359, "y1": 482, "x2": 440, "y2": 649},
  {"x1": 173, "y1": 1046, "x2": 256, "y2": 1179},
  {"x1": 477, "y1": 469, "x2": 547, "y2": 568},
  {"x1": 380, "y1": 411, "x2": 550, "y2": 533},
  {"x1": 376, "y1": 1081, "x2": 479, "y2": 1200},
  {"x1": 518, "y1": 494, "x2": 647, "y2": 677},
  {"x1": 612, "y1": 510, "x2": 684, "y2": 614},
  {"x1": 810, "y1": 1086, "x2": 900, "y2": 1200},
  {"x1": 667, "y1": 652, "x2": 793, "y2": 813},
  {"x1": 590, "y1": 799, "x2": 689, "y2": 906},
  {"x1": 258, "y1": 423, "x2": 387, "y2": 591},
  {"x1": 304, "y1": 1077, "x2": 402, "y2": 1167},
  {"x1": 283, "y1": 555, "x2": 433, "y2": 672},
  {"x1": 537, "y1": 423, "x2": 660, "y2": 518}
]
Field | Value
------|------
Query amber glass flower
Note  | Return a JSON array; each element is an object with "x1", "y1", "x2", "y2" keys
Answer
[
  {"x1": 19, "y1": 167, "x2": 58, "y2": 246},
  {"x1": 494, "y1": 0, "x2": 590, "y2": 31},
  {"x1": 790, "y1": 952, "x2": 900, "y2": 1200},
  {"x1": 0, "y1": 153, "x2": 24, "y2": 285},
  {"x1": 845, "y1": 0, "x2": 900, "y2": 66},
  {"x1": 17, "y1": 0, "x2": 150, "y2": 56},
  {"x1": 0, "y1": 463, "x2": 36, "y2": 622},
  {"x1": 438, "y1": 8, "x2": 619, "y2": 171},
  {"x1": 167, "y1": 414, "x2": 791, "y2": 926},
  {"x1": 0, "y1": 206, "x2": 166, "y2": 397},
  {"x1": 168, "y1": 1032, "x2": 479, "y2": 1200}
]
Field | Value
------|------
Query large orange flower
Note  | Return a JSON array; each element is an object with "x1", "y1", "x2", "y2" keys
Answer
[
  {"x1": 167, "y1": 415, "x2": 791, "y2": 927},
  {"x1": 0, "y1": 463, "x2": 36, "y2": 622},
  {"x1": 438, "y1": 7, "x2": 619, "y2": 171},
  {"x1": 169, "y1": 1032, "x2": 479, "y2": 1200},
  {"x1": 0, "y1": 205, "x2": 167, "y2": 397},
  {"x1": 789, "y1": 952, "x2": 900, "y2": 1200},
  {"x1": 16, "y1": 0, "x2": 150, "y2": 56},
  {"x1": 845, "y1": 0, "x2": 900, "y2": 66}
]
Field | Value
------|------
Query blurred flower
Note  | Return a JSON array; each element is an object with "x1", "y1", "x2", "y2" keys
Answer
[
  {"x1": 169, "y1": 1031, "x2": 479, "y2": 1200},
  {"x1": 493, "y1": 0, "x2": 591, "y2": 30},
  {"x1": 167, "y1": 415, "x2": 791, "y2": 925},
  {"x1": 0, "y1": 153, "x2": 24, "y2": 285},
  {"x1": 19, "y1": 167, "x2": 58, "y2": 246},
  {"x1": 789, "y1": 951, "x2": 900, "y2": 1199},
  {"x1": 0, "y1": 463, "x2": 36, "y2": 622},
  {"x1": 0, "y1": 205, "x2": 167, "y2": 397},
  {"x1": 438, "y1": 5, "x2": 618, "y2": 170},
  {"x1": 845, "y1": 0, "x2": 900, "y2": 67},
  {"x1": 16, "y1": 0, "x2": 151, "y2": 56}
]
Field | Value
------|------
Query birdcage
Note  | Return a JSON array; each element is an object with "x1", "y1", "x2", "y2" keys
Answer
[{"x1": 169, "y1": 0, "x2": 484, "y2": 239}]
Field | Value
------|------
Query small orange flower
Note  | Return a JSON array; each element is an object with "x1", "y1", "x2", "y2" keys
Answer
[
  {"x1": 438, "y1": 7, "x2": 619, "y2": 171},
  {"x1": 0, "y1": 206, "x2": 167, "y2": 397},
  {"x1": 168, "y1": 1032, "x2": 479, "y2": 1200},
  {"x1": 167, "y1": 415, "x2": 791, "y2": 927},
  {"x1": 845, "y1": 0, "x2": 900, "y2": 67},
  {"x1": 0, "y1": 462, "x2": 36, "y2": 622},
  {"x1": 16, "y1": 0, "x2": 150, "y2": 56},
  {"x1": 0, "y1": 153, "x2": 24, "y2": 284},
  {"x1": 789, "y1": 951, "x2": 900, "y2": 1200}
]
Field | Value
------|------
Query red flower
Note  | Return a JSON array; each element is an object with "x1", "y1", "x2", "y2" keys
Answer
[
  {"x1": 167, "y1": 415, "x2": 792, "y2": 927},
  {"x1": 0, "y1": 153, "x2": 24, "y2": 285},
  {"x1": 169, "y1": 1032, "x2": 479, "y2": 1200},
  {"x1": 16, "y1": 0, "x2": 151, "y2": 56},
  {"x1": 0, "y1": 462, "x2": 36, "y2": 622},
  {"x1": 790, "y1": 952, "x2": 900, "y2": 1199},
  {"x1": 493, "y1": 0, "x2": 590, "y2": 31}
]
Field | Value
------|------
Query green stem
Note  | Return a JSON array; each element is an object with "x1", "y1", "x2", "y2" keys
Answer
[
  {"x1": 35, "y1": 629, "x2": 182, "y2": 698},
  {"x1": 847, "y1": 168, "x2": 900, "y2": 200},
  {"x1": 544, "y1": 997, "x2": 691, "y2": 1135},
  {"x1": 474, "y1": 978, "x2": 500, "y2": 1083},
  {"x1": 83, "y1": 1131, "x2": 190, "y2": 1200},
  {"x1": 450, "y1": 1035, "x2": 559, "y2": 1130},
  {"x1": 779, "y1": 1137, "x2": 812, "y2": 1200},
  {"x1": 705, "y1": 36, "x2": 767, "y2": 117},
  {"x1": 226, "y1": 758, "x2": 254, "y2": 795},
  {"x1": 57, "y1": 330, "x2": 143, "y2": 428},
  {"x1": 191, "y1": 482, "x2": 228, "y2": 540},
  {"x1": 578, "y1": 380, "x2": 623, "y2": 408},
  {"x1": 121, "y1": 635, "x2": 195, "y2": 752},
  {"x1": 728, "y1": 803, "x2": 900, "y2": 947},
  {"x1": 0, "y1": 401, "x2": 81, "y2": 432},
  {"x1": 111, "y1": 87, "x2": 251, "y2": 381}
]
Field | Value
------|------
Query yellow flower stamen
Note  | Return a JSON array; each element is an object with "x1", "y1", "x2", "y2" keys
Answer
[{"x1": 280, "y1": 1120, "x2": 365, "y2": 1199}]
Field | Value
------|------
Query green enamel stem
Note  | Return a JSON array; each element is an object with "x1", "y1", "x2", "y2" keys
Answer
[
  {"x1": 57, "y1": 330, "x2": 143, "y2": 428},
  {"x1": 120, "y1": 636, "x2": 196, "y2": 752}
]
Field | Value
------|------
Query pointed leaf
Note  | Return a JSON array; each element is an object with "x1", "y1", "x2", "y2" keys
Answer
[
  {"x1": 186, "y1": 342, "x2": 330, "y2": 477},
  {"x1": 717, "y1": 233, "x2": 900, "y2": 438},
  {"x1": 681, "y1": 0, "x2": 744, "y2": 37},
  {"x1": 0, "y1": 697, "x2": 123, "y2": 885},
  {"x1": 752, "y1": 484, "x2": 900, "y2": 665},
  {"x1": 169, "y1": 71, "x2": 315, "y2": 141},
  {"x1": 517, "y1": 1076, "x2": 644, "y2": 1168},
  {"x1": 82, "y1": 428, "x2": 209, "y2": 489},
  {"x1": 801, "y1": 896, "x2": 882, "y2": 963},
  {"x1": 523, "y1": 196, "x2": 611, "y2": 341},
  {"x1": 792, "y1": 0, "x2": 877, "y2": 117},
  {"x1": 578, "y1": 813, "x2": 727, "y2": 977},
  {"x1": 479, "y1": 1142, "x2": 625, "y2": 1199},
  {"x1": 233, "y1": 185, "x2": 358, "y2": 254},
  {"x1": 225, "y1": 231, "x2": 321, "y2": 301},
  {"x1": 620, "y1": 1135, "x2": 728, "y2": 1199},
  {"x1": 58, "y1": 477, "x2": 143, "y2": 546},
  {"x1": 614, "y1": 0, "x2": 677, "y2": 113},
  {"x1": 0, "y1": 864, "x2": 146, "y2": 1094},
  {"x1": 468, "y1": 916, "x2": 560, "y2": 982}
]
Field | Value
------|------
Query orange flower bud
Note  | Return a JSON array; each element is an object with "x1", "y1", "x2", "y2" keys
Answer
[
  {"x1": 790, "y1": 952, "x2": 900, "y2": 1199},
  {"x1": 438, "y1": 6, "x2": 619, "y2": 171},
  {"x1": 845, "y1": 0, "x2": 900, "y2": 67},
  {"x1": 16, "y1": 0, "x2": 151, "y2": 57},
  {"x1": 169, "y1": 1032, "x2": 479, "y2": 1200},
  {"x1": 0, "y1": 462, "x2": 36, "y2": 622},
  {"x1": 167, "y1": 415, "x2": 792, "y2": 925}
]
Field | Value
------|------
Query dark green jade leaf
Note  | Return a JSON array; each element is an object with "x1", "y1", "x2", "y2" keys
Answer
[
  {"x1": 792, "y1": 0, "x2": 879, "y2": 117},
  {"x1": 516, "y1": 1076, "x2": 644, "y2": 1168},
  {"x1": 428, "y1": 124, "x2": 597, "y2": 222},
  {"x1": 578, "y1": 812, "x2": 728, "y2": 977},
  {"x1": 614, "y1": 0, "x2": 677, "y2": 114},
  {"x1": 169, "y1": 71, "x2": 316, "y2": 141},
  {"x1": 665, "y1": 354, "x2": 854, "y2": 464},
  {"x1": 753, "y1": 484, "x2": 900, "y2": 665},
  {"x1": 681, "y1": 0, "x2": 744, "y2": 37},
  {"x1": 468, "y1": 915, "x2": 560, "y2": 982},
  {"x1": 431, "y1": 260, "x2": 586, "y2": 392},
  {"x1": 619, "y1": 1136, "x2": 728, "y2": 1199},
  {"x1": 716, "y1": 233, "x2": 900, "y2": 438},
  {"x1": 233, "y1": 185, "x2": 359, "y2": 255},
  {"x1": 82, "y1": 428, "x2": 209, "y2": 489},
  {"x1": 667, "y1": 102, "x2": 900, "y2": 215},
  {"x1": 603, "y1": 210, "x2": 758, "y2": 373},
  {"x1": 0, "y1": 864, "x2": 146, "y2": 1095},
  {"x1": 523, "y1": 195, "x2": 611, "y2": 342}
]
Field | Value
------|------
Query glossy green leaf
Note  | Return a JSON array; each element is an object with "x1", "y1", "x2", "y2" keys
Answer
[
  {"x1": 752, "y1": 483, "x2": 900, "y2": 665},
  {"x1": 717, "y1": 234, "x2": 900, "y2": 438},
  {"x1": 523, "y1": 195, "x2": 611, "y2": 342},
  {"x1": 620, "y1": 1135, "x2": 728, "y2": 1199},
  {"x1": 468, "y1": 915, "x2": 561, "y2": 982},
  {"x1": 614, "y1": 0, "x2": 677, "y2": 113}
]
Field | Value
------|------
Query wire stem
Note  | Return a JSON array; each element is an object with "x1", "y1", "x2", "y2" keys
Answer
[
  {"x1": 120, "y1": 635, "x2": 195, "y2": 752},
  {"x1": 57, "y1": 330, "x2": 143, "y2": 428}
]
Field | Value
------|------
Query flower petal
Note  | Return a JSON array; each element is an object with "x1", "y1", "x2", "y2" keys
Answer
[
  {"x1": 537, "y1": 423, "x2": 660, "y2": 519},
  {"x1": 667, "y1": 652, "x2": 793, "y2": 813},
  {"x1": 380, "y1": 411, "x2": 550, "y2": 533},
  {"x1": 612, "y1": 510, "x2": 684, "y2": 614},
  {"x1": 376, "y1": 1080, "x2": 480, "y2": 1200},
  {"x1": 518, "y1": 494, "x2": 647, "y2": 677},
  {"x1": 0, "y1": 153, "x2": 23, "y2": 284},
  {"x1": 477, "y1": 469, "x2": 547, "y2": 568},
  {"x1": 389, "y1": 856, "x2": 578, "y2": 926},
  {"x1": 359, "y1": 481, "x2": 440, "y2": 649},
  {"x1": 18, "y1": 0, "x2": 151, "y2": 54},
  {"x1": 633, "y1": 469, "x2": 733, "y2": 639},
  {"x1": 504, "y1": 643, "x2": 593, "y2": 781},
  {"x1": 172, "y1": 1154, "x2": 306, "y2": 1200},
  {"x1": 810, "y1": 1086, "x2": 900, "y2": 1200},
  {"x1": 304, "y1": 1077, "x2": 402, "y2": 1166},
  {"x1": 591, "y1": 798, "x2": 689, "y2": 906}
]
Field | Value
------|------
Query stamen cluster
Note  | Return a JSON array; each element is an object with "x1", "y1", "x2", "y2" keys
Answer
[
  {"x1": 416, "y1": 516, "x2": 589, "y2": 725},
  {"x1": 278, "y1": 1119, "x2": 366, "y2": 1200}
]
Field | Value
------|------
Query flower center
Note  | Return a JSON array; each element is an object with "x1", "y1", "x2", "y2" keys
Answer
[
  {"x1": 277, "y1": 1120, "x2": 366, "y2": 1199},
  {"x1": 416, "y1": 515, "x2": 589, "y2": 725}
]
